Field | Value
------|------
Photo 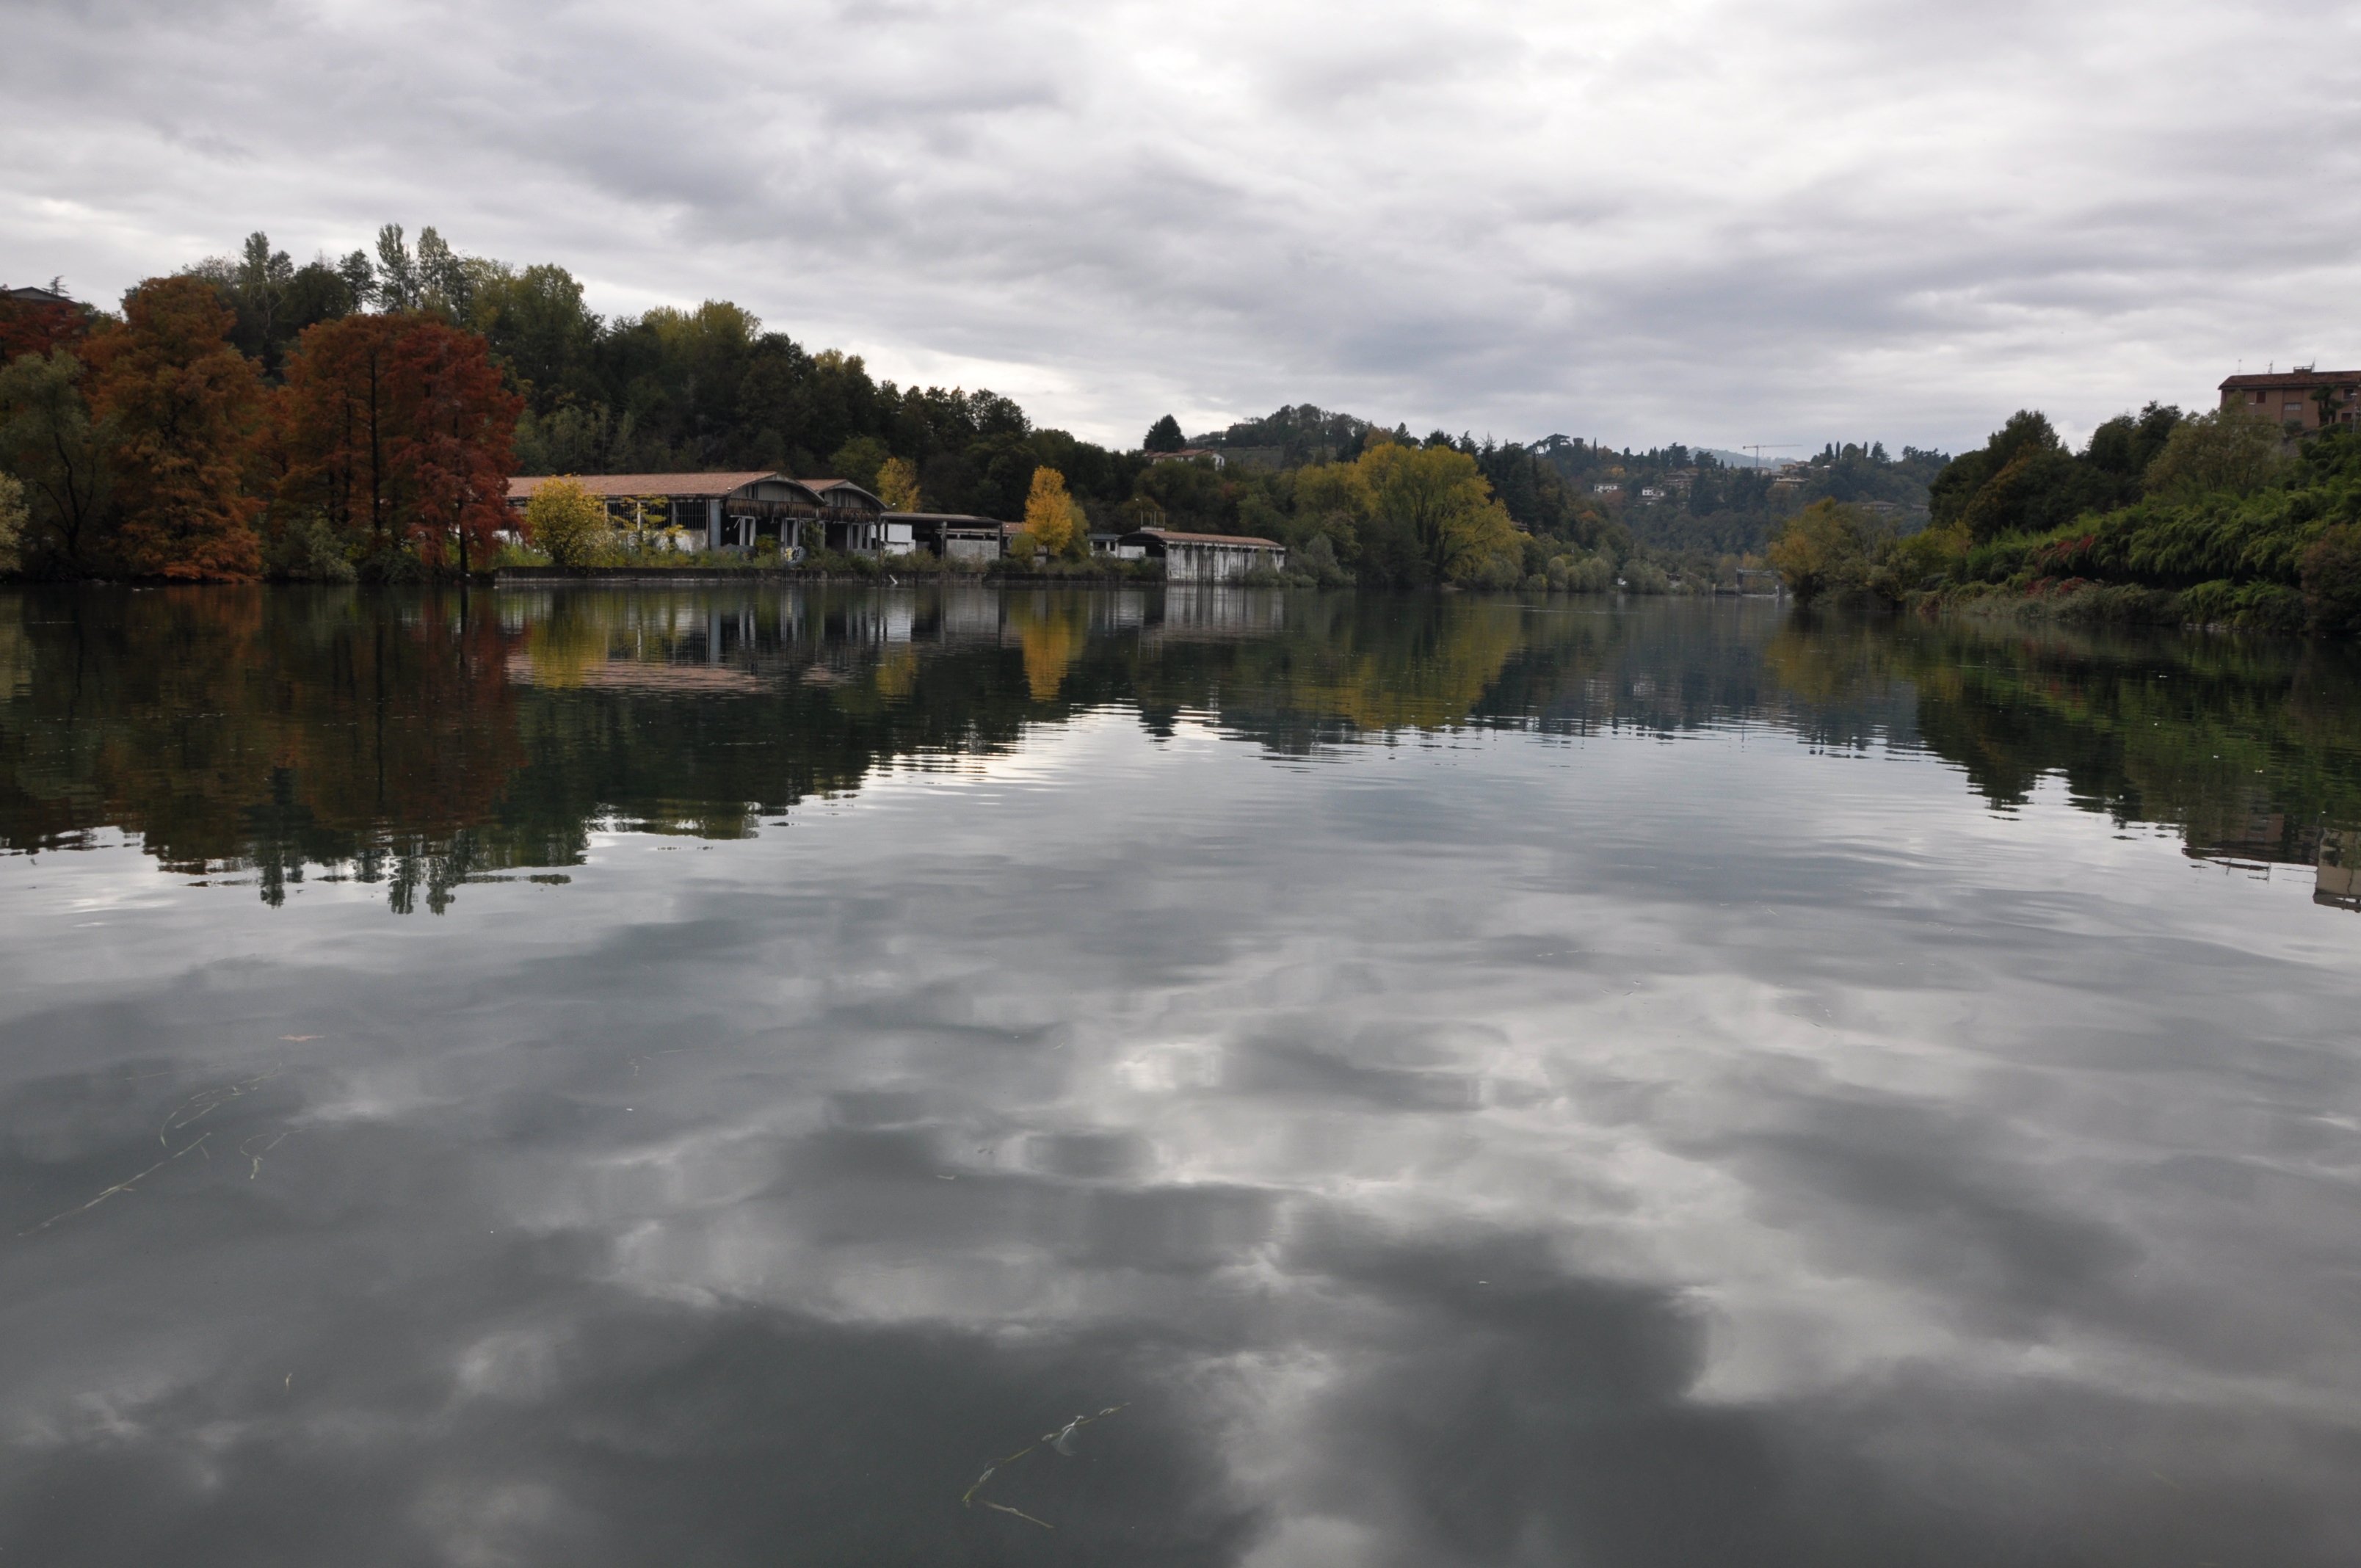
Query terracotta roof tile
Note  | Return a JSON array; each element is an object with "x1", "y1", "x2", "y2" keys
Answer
[
  {"x1": 506, "y1": 472, "x2": 797, "y2": 501},
  {"x1": 1133, "y1": 528, "x2": 1284, "y2": 548},
  {"x1": 2219, "y1": 371, "x2": 2361, "y2": 391}
]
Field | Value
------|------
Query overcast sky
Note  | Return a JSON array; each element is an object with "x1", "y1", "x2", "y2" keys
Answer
[{"x1": 4, "y1": 0, "x2": 2357, "y2": 454}]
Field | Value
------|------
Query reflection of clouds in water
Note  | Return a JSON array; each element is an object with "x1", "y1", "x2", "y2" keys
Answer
[{"x1": 2, "y1": 708, "x2": 2359, "y2": 1561}]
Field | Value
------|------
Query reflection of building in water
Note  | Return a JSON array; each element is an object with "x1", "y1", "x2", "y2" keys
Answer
[
  {"x1": 490, "y1": 582, "x2": 1298, "y2": 696},
  {"x1": 2318, "y1": 827, "x2": 2360, "y2": 911},
  {"x1": 937, "y1": 587, "x2": 1006, "y2": 642},
  {"x1": 839, "y1": 592, "x2": 917, "y2": 645},
  {"x1": 1159, "y1": 587, "x2": 1287, "y2": 635},
  {"x1": 1095, "y1": 592, "x2": 1147, "y2": 633}
]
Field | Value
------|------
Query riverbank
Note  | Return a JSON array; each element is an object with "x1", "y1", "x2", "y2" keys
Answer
[
  {"x1": 1910, "y1": 577, "x2": 2310, "y2": 634},
  {"x1": 492, "y1": 563, "x2": 1169, "y2": 587}
]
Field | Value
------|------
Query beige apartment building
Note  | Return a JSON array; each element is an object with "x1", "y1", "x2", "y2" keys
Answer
[{"x1": 2219, "y1": 367, "x2": 2361, "y2": 432}]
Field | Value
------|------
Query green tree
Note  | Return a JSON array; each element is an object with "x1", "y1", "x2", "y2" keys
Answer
[
  {"x1": 1143, "y1": 413, "x2": 1185, "y2": 452},
  {"x1": 471, "y1": 263, "x2": 601, "y2": 413},
  {"x1": 2082, "y1": 402, "x2": 2183, "y2": 487},
  {"x1": 0, "y1": 349, "x2": 115, "y2": 572},
  {"x1": 184, "y1": 231, "x2": 353, "y2": 377},
  {"x1": 2302, "y1": 525, "x2": 2361, "y2": 635},
  {"x1": 2141, "y1": 402, "x2": 2286, "y2": 501},
  {"x1": 415, "y1": 227, "x2": 472, "y2": 319},
  {"x1": 374, "y1": 225, "x2": 421, "y2": 312},
  {"x1": 1766, "y1": 500, "x2": 1896, "y2": 604},
  {"x1": 0, "y1": 470, "x2": 26, "y2": 574},
  {"x1": 235, "y1": 231, "x2": 294, "y2": 362},
  {"x1": 827, "y1": 434, "x2": 891, "y2": 490},
  {"x1": 337, "y1": 250, "x2": 377, "y2": 310},
  {"x1": 1353, "y1": 439, "x2": 1523, "y2": 587}
]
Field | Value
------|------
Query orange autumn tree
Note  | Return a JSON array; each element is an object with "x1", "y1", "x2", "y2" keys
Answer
[
  {"x1": 85, "y1": 276, "x2": 267, "y2": 581},
  {"x1": 387, "y1": 320, "x2": 520, "y2": 573},
  {"x1": 275, "y1": 313, "x2": 520, "y2": 572},
  {"x1": 0, "y1": 288, "x2": 92, "y2": 363}
]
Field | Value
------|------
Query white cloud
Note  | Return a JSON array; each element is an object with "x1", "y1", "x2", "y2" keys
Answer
[{"x1": 4, "y1": 0, "x2": 2357, "y2": 450}]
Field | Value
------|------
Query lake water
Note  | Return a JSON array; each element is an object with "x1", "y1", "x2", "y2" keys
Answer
[{"x1": 3, "y1": 584, "x2": 2358, "y2": 1567}]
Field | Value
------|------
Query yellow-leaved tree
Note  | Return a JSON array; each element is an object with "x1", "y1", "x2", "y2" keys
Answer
[
  {"x1": 1766, "y1": 501, "x2": 1887, "y2": 604},
  {"x1": 877, "y1": 457, "x2": 924, "y2": 512},
  {"x1": 1351, "y1": 440, "x2": 1523, "y2": 588},
  {"x1": 1023, "y1": 467, "x2": 1087, "y2": 559},
  {"x1": 524, "y1": 476, "x2": 610, "y2": 567}
]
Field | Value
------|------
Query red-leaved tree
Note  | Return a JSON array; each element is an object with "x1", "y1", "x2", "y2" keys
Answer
[
  {"x1": 274, "y1": 313, "x2": 405, "y2": 557},
  {"x1": 85, "y1": 277, "x2": 266, "y2": 581},
  {"x1": 0, "y1": 290, "x2": 91, "y2": 364},
  {"x1": 275, "y1": 313, "x2": 518, "y2": 571},
  {"x1": 388, "y1": 319, "x2": 519, "y2": 572}
]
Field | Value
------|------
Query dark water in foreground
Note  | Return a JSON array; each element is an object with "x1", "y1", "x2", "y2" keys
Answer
[{"x1": 3, "y1": 584, "x2": 2359, "y2": 1567}]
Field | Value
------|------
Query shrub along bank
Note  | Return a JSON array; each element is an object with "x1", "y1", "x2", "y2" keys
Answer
[{"x1": 1765, "y1": 402, "x2": 2361, "y2": 636}]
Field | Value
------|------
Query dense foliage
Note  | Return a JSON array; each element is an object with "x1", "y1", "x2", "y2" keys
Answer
[
  {"x1": 2, "y1": 224, "x2": 1675, "y2": 587},
  {"x1": 1487, "y1": 436, "x2": 1951, "y2": 556},
  {"x1": 1765, "y1": 396, "x2": 2361, "y2": 637},
  {"x1": 1, "y1": 255, "x2": 518, "y2": 582}
]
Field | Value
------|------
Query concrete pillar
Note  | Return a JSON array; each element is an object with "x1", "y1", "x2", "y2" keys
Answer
[{"x1": 707, "y1": 497, "x2": 722, "y2": 550}]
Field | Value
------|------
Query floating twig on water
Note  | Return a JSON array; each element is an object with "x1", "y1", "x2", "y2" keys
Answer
[
  {"x1": 241, "y1": 1130, "x2": 291, "y2": 1180},
  {"x1": 21, "y1": 1134, "x2": 211, "y2": 1235},
  {"x1": 961, "y1": 1404, "x2": 1126, "y2": 1528},
  {"x1": 160, "y1": 1072, "x2": 276, "y2": 1146}
]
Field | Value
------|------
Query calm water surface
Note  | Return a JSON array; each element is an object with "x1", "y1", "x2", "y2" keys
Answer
[{"x1": 4, "y1": 585, "x2": 2359, "y2": 1566}]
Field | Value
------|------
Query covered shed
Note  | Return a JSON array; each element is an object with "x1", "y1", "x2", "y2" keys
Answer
[
  {"x1": 798, "y1": 480, "x2": 905, "y2": 554},
  {"x1": 892, "y1": 513, "x2": 1007, "y2": 562},
  {"x1": 507, "y1": 473, "x2": 827, "y2": 551},
  {"x1": 1120, "y1": 528, "x2": 1287, "y2": 583}
]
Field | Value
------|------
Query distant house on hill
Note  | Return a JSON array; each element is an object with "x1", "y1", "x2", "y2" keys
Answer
[
  {"x1": 2220, "y1": 367, "x2": 2361, "y2": 434},
  {"x1": 1145, "y1": 448, "x2": 1227, "y2": 470}
]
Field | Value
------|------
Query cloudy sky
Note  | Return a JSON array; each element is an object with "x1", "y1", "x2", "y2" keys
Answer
[{"x1": 4, "y1": 0, "x2": 2357, "y2": 453}]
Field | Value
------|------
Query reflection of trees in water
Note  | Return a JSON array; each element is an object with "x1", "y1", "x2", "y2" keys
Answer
[
  {"x1": 1, "y1": 587, "x2": 526, "y2": 905},
  {"x1": 1008, "y1": 591, "x2": 1087, "y2": 701},
  {"x1": 6, "y1": 587, "x2": 2359, "y2": 909},
  {"x1": 1852, "y1": 619, "x2": 2361, "y2": 867}
]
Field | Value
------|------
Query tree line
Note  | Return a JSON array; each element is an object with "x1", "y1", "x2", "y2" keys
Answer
[
  {"x1": 1763, "y1": 398, "x2": 2361, "y2": 636},
  {"x1": 1, "y1": 238, "x2": 516, "y2": 582},
  {"x1": 0, "y1": 225, "x2": 1613, "y2": 585},
  {"x1": 5, "y1": 221, "x2": 1957, "y2": 589}
]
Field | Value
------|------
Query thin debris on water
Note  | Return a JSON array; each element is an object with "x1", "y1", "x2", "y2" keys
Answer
[
  {"x1": 961, "y1": 1404, "x2": 1126, "y2": 1529},
  {"x1": 241, "y1": 1130, "x2": 291, "y2": 1180},
  {"x1": 21, "y1": 1133, "x2": 211, "y2": 1235},
  {"x1": 22, "y1": 1067, "x2": 294, "y2": 1235},
  {"x1": 161, "y1": 1072, "x2": 278, "y2": 1145}
]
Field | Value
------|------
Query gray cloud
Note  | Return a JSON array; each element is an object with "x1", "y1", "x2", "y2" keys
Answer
[{"x1": 8, "y1": 1, "x2": 2357, "y2": 449}]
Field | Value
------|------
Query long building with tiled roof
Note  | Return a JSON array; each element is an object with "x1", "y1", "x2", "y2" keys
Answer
[{"x1": 2219, "y1": 369, "x2": 2361, "y2": 434}]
